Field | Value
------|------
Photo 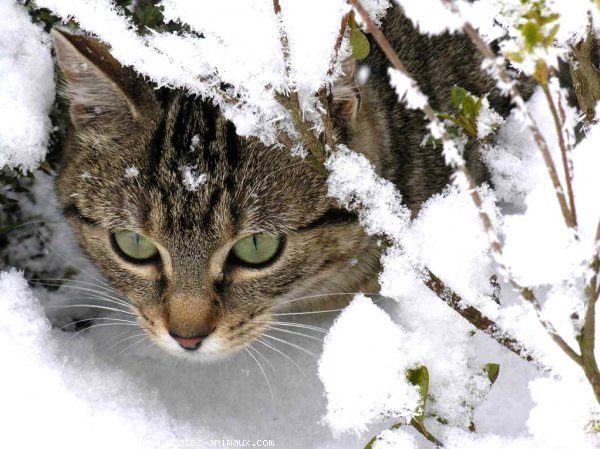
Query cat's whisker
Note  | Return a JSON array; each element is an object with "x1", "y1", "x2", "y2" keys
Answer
[
  {"x1": 63, "y1": 320, "x2": 140, "y2": 345},
  {"x1": 261, "y1": 334, "x2": 318, "y2": 358},
  {"x1": 107, "y1": 332, "x2": 148, "y2": 352},
  {"x1": 31, "y1": 278, "x2": 116, "y2": 293},
  {"x1": 266, "y1": 326, "x2": 324, "y2": 342},
  {"x1": 111, "y1": 336, "x2": 148, "y2": 359},
  {"x1": 58, "y1": 316, "x2": 137, "y2": 332},
  {"x1": 248, "y1": 343, "x2": 275, "y2": 372},
  {"x1": 64, "y1": 294, "x2": 136, "y2": 311},
  {"x1": 244, "y1": 347, "x2": 276, "y2": 410},
  {"x1": 272, "y1": 308, "x2": 344, "y2": 317},
  {"x1": 29, "y1": 282, "x2": 131, "y2": 307},
  {"x1": 28, "y1": 220, "x2": 112, "y2": 289},
  {"x1": 276, "y1": 291, "x2": 388, "y2": 307},
  {"x1": 44, "y1": 303, "x2": 135, "y2": 316},
  {"x1": 261, "y1": 321, "x2": 327, "y2": 333},
  {"x1": 103, "y1": 329, "x2": 137, "y2": 347},
  {"x1": 255, "y1": 338, "x2": 309, "y2": 381},
  {"x1": 0, "y1": 218, "x2": 47, "y2": 235}
]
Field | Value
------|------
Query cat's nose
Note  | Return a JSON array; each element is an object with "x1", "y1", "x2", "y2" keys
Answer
[{"x1": 169, "y1": 331, "x2": 209, "y2": 351}]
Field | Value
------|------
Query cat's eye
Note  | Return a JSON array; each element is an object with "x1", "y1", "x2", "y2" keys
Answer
[
  {"x1": 230, "y1": 233, "x2": 282, "y2": 266},
  {"x1": 112, "y1": 230, "x2": 159, "y2": 262}
]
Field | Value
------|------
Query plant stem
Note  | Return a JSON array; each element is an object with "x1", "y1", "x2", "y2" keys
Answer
[
  {"x1": 579, "y1": 221, "x2": 600, "y2": 402},
  {"x1": 439, "y1": 0, "x2": 600, "y2": 402},
  {"x1": 541, "y1": 81, "x2": 577, "y2": 227},
  {"x1": 426, "y1": 270, "x2": 537, "y2": 365},
  {"x1": 437, "y1": 0, "x2": 576, "y2": 229},
  {"x1": 410, "y1": 418, "x2": 444, "y2": 447},
  {"x1": 348, "y1": 0, "x2": 583, "y2": 370}
]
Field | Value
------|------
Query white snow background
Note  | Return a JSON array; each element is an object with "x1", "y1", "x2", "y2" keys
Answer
[{"x1": 1, "y1": 0, "x2": 600, "y2": 448}]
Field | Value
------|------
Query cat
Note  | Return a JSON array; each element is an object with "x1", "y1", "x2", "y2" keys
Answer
[{"x1": 51, "y1": 4, "x2": 523, "y2": 360}]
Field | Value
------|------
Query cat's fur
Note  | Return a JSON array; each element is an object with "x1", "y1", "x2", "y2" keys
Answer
[{"x1": 52, "y1": 5, "x2": 525, "y2": 360}]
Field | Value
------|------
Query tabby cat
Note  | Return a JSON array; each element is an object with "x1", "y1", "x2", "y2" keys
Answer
[{"x1": 52, "y1": 5, "x2": 518, "y2": 360}]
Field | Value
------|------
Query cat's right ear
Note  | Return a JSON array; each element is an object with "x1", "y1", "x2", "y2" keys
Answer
[{"x1": 51, "y1": 29, "x2": 148, "y2": 135}]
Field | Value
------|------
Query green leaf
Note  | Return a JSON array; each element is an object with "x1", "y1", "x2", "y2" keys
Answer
[
  {"x1": 534, "y1": 59, "x2": 549, "y2": 84},
  {"x1": 484, "y1": 363, "x2": 501, "y2": 385},
  {"x1": 407, "y1": 365, "x2": 429, "y2": 422},
  {"x1": 462, "y1": 95, "x2": 477, "y2": 118},
  {"x1": 350, "y1": 29, "x2": 370, "y2": 60},
  {"x1": 364, "y1": 435, "x2": 378, "y2": 449},
  {"x1": 505, "y1": 51, "x2": 524, "y2": 63},
  {"x1": 39, "y1": 161, "x2": 53, "y2": 175},
  {"x1": 451, "y1": 86, "x2": 468, "y2": 109},
  {"x1": 522, "y1": 21, "x2": 541, "y2": 51},
  {"x1": 545, "y1": 23, "x2": 560, "y2": 47},
  {"x1": 474, "y1": 96, "x2": 484, "y2": 117}
]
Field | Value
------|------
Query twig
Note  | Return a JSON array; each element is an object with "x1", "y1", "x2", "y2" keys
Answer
[
  {"x1": 541, "y1": 82, "x2": 577, "y2": 227},
  {"x1": 348, "y1": 0, "x2": 582, "y2": 368},
  {"x1": 440, "y1": 0, "x2": 575, "y2": 229},
  {"x1": 579, "y1": 221, "x2": 600, "y2": 402},
  {"x1": 366, "y1": 420, "x2": 444, "y2": 448},
  {"x1": 319, "y1": 13, "x2": 350, "y2": 151},
  {"x1": 328, "y1": 12, "x2": 350, "y2": 77},
  {"x1": 410, "y1": 418, "x2": 444, "y2": 447},
  {"x1": 438, "y1": 0, "x2": 600, "y2": 401},
  {"x1": 272, "y1": 0, "x2": 327, "y2": 169},
  {"x1": 426, "y1": 270, "x2": 536, "y2": 364}
]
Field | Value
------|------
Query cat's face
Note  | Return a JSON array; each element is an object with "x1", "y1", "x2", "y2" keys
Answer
[{"x1": 52, "y1": 30, "x2": 380, "y2": 361}]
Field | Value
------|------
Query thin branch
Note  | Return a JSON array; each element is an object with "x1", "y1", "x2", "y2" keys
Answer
[
  {"x1": 541, "y1": 81, "x2": 577, "y2": 227},
  {"x1": 348, "y1": 0, "x2": 582, "y2": 368},
  {"x1": 328, "y1": 12, "x2": 350, "y2": 77},
  {"x1": 423, "y1": 0, "x2": 576, "y2": 229},
  {"x1": 440, "y1": 2, "x2": 575, "y2": 229},
  {"x1": 579, "y1": 221, "x2": 600, "y2": 402},
  {"x1": 409, "y1": 418, "x2": 444, "y2": 447},
  {"x1": 439, "y1": 0, "x2": 600, "y2": 400},
  {"x1": 272, "y1": 0, "x2": 327, "y2": 169},
  {"x1": 426, "y1": 270, "x2": 537, "y2": 364}
]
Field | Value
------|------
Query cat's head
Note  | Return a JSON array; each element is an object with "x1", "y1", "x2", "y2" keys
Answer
[{"x1": 51, "y1": 29, "x2": 380, "y2": 361}]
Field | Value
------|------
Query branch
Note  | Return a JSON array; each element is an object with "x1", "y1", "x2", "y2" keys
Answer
[
  {"x1": 438, "y1": 0, "x2": 600, "y2": 401},
  {"x1": 348, "y1": 0, "x2": 582, "y2": 368},
  {"x1": 579, "y1": 221, "x2": 600, "y2": 402},
  {"x1": 272, "y1": 0, "x2": 328, "y2": 170},
  {"x1": 436, "y1": 0, "x2": 576, "y2": 229},
  {"x1": 426, "y1": 270, "x2": 536, "y2": 364},
  {"x1": 328, "y1": 12, "x2": 350, "y2": 77},
  {"x1": 541, "y1": 81, "x2": 577, "y2": 227}
]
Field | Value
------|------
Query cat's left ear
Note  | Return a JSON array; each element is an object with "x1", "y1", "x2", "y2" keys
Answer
[{"x1": 51, "y1": 29, "x2": 153, "y2": 136}]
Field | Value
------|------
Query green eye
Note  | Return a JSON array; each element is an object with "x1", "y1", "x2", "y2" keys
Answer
[
  {"x1": 231, "y1": 233, "x2": 282, "y2": 266},
  {"x1": 113, "y1": 230, "x2": 158, "y2": 261}
]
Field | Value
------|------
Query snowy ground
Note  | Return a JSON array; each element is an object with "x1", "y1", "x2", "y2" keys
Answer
[{"x1": 2, "y1": 0, "x2": 600, "y2": 448}]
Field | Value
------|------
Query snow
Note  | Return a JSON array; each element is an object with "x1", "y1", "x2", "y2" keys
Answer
[
  {"x1": 124, "y1": 166, "x2": 140, "y2": 178},
  {"x1": 2, "y1": 0, "x2": 600, "y2": 447},
  {"x1": 387, "y1": 68, "x2": 428, "y2": 110},
  {"x1": 326, "y1": 145, "x2": 411, "y2": 242},
  {"x1": 180, "y1": 165, "x2": 207, "y2": 192},
  {"x1": 0, "y1": 1, "x2": 54, "y2": 171},
  {"x1": 372, "y1": 428, "x2": 417, "y2": 449},
  {"x1": 318, "y1": 294, "x2": 420, "y2": 436}
]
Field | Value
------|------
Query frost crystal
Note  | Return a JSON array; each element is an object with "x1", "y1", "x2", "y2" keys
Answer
[
  {"x1": 124, "y1": 166, "x2": 139, "y2": 178},
  {"x1": 180, "y1": 165, "x2": 207, "y2": 191},
  {"x1": 387, "y1": 68, "x2": 427, "y2": 110}
]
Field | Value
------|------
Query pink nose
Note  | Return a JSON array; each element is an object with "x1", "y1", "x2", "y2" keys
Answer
[{"x1": 169, "y1": 332, "x2": 206, "y2": 351}]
